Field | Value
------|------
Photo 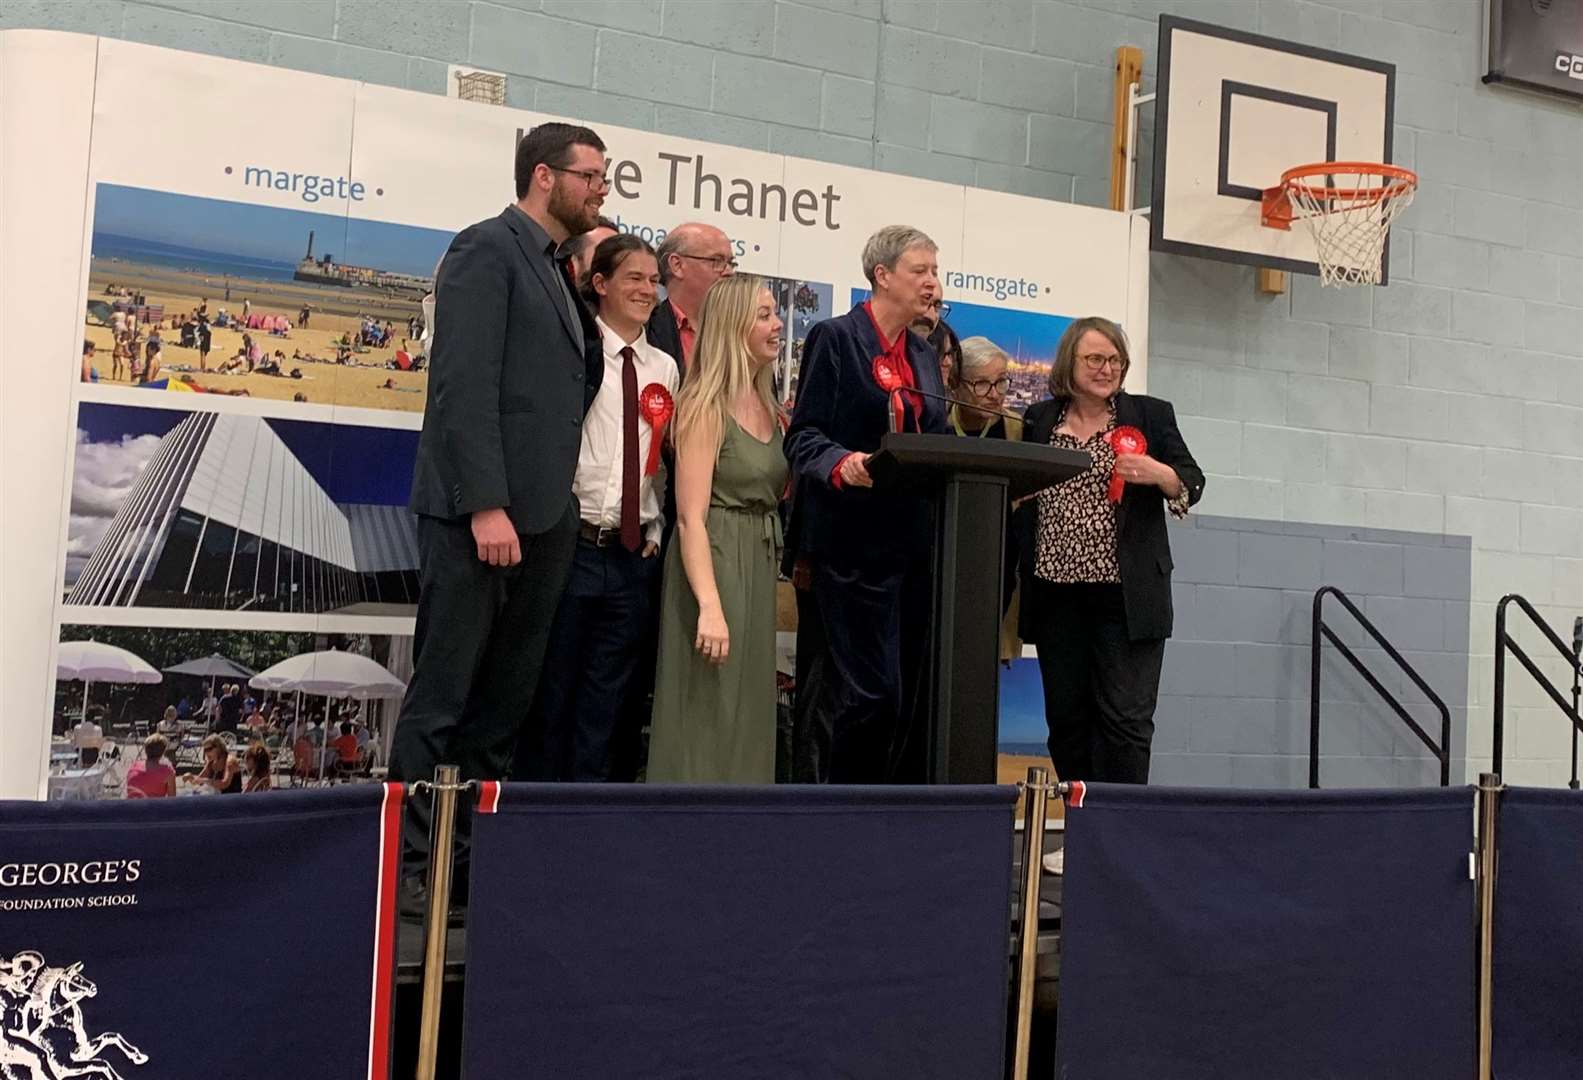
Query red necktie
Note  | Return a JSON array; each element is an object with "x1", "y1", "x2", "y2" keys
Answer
[{"x1": 620, "y1": 346, "x2": 641, "y2": 553}]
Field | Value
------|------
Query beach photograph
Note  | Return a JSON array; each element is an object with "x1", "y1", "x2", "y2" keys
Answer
[
  {"x1": 49, "y1": 623, "x2": 410, "y2": 800},
  {"x1": 66, "y1": 402, "x2": 420, "y2": 616},
  {"x1": 81, "y1": 183, "x2": 451, "y2": 413}
]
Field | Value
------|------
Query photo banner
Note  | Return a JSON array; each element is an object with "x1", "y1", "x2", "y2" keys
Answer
[
  {"x1": 1493, "y1": 787, "x2": 1583, "y2": 1079},
  {"x1": 1, "y1": 29, "x2": 1148, "y2": 799},
  {"x1": 1057, "y1": 784, "x2": 1476, "y2": 1079},
  {"x1": 0, "y1": 784, "x2": 402, "y2": 1079},
  {"x1": 462, "y1": 783, "x2": 1017, "y2": 1079}
]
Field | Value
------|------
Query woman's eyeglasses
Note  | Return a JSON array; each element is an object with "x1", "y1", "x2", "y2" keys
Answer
[
  {"x1": 965, "y1": 376, "x2": 1012, "y2": 396},
  {"x1": 1078, "y1": 353, "x2": 1125, "y2": 371}
]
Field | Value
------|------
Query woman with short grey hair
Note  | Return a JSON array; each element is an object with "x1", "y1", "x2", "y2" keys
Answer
[
  {"x1": 949, "y1": 335, "x2": 1023, "y2": 662},
  {"x1": 860, "y1": 225, "x2": 936, "y2": 287},
  {"x1": 783, "y1": 224, "x2": 951, "y2": 782}
]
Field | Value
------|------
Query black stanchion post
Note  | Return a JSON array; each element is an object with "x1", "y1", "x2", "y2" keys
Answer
[
  {"x1": 416, "y1": 764, "x2": 463, "y2": 1080},
  {"x1": 1570, "y1": 617, "x2": 1581, "y2": 791},
  {"x1": 1012, "y1": 767, "x2": 1050, "y2": 1079},
  {"x1": 1476, "y1": 772, "x2": 1501, "y2": 1080}
]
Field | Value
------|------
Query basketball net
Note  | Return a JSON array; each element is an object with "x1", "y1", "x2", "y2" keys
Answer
[{"x1": 1266, "y1": 163, "x2": 1418, "y2": 288}]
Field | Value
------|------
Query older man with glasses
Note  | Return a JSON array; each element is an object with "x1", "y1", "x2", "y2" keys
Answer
[{"x1": 650, "y1": 223, "x2": 738, "y2": 376}]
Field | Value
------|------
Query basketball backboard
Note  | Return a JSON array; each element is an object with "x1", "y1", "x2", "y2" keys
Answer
[{"x1": 1150, "y1": 16, "x2": 1398, "y2": 281}]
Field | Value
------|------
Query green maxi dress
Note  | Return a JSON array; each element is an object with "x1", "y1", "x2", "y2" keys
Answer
[{"x1": 647, "y1": 417, "x2": 788, "y2": 783}]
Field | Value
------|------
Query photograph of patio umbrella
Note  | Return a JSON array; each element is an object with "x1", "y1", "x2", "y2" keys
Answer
[
  {"x1": 57, "y1": 640, "x2": 163, "y2": 720},
  {"x1": 249, "y1": 649, "x2": 406, "y2": 779},
  {"x1": 163, "y1": 653, "x2": 257, "y2": 720}
]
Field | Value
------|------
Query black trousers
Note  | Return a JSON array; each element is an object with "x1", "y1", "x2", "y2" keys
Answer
[
  {"x1": 388, "y1": 506, "x2": 577, "y2": 858},
  {"x1": 783, "y1": 582, "x2": 832, "y2": 784},
  {"x1": 525, "y1": 536, "x2": 660, "y2": 782},
  {"x1": 1027, "y1": 581, "x2": 1165, "y2": 785},
  {"x1": 810, "y1": 553, "x2": 933, "y2": 784}
]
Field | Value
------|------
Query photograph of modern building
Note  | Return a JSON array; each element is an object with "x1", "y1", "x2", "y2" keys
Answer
[{"x1": 66, "y1": 403, "x2": 420, "y2": 615}]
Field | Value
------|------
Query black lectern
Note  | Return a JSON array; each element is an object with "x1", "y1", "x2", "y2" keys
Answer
[{"x1": 868, "y1": 433, "x2": 1091, "y2": 783}]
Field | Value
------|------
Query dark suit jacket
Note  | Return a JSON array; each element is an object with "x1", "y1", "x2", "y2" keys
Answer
[
  {"x1": 646, "y1": 299, "x2": 685, "y2": 379},
  {"x1": 1016, "y1": 391, "x2": 1205, "y2": 641},
  {"x1": 409, "y1": 207, "x2": 602, "y2": 535},
  {"x1": 784, "y1": 303, "x2": 951, "y2": 567}
]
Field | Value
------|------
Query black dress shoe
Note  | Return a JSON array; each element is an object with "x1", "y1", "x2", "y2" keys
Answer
[{"x1": 397, "y1": 874, "x2": 467, "y2": 927}]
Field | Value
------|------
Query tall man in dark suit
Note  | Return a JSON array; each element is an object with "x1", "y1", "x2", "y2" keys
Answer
[{"x1": 390, "y1": 122, "x2": 608, "y2": 876}]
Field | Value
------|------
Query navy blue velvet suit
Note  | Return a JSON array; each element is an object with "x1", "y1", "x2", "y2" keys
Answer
[{"x1": 784, "y1": 304, "x2": 950, "y2": 782}]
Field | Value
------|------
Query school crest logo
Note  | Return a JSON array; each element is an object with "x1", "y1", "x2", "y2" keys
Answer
[{"x1": 0, "y1": 951, "x2": 147, "y2": 1079}]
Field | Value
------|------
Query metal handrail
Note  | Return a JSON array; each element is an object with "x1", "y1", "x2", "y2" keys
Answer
[
  {"x1": 1491, "y1": 595, "x2": 1583, "y2": 778},
  {"x1": 1309, "y1": 586, "x2": 1452, "y2": 788}
]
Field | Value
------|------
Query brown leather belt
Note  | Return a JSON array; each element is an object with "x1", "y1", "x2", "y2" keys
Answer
[{"x1": 578, "y1": 521, "x2": 624, "y2": 548}]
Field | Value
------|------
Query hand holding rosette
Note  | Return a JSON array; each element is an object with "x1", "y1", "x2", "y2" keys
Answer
[
  {"x1": 1105, "y1": 425, "x2": 1147, "y2": 503},
  {"x1": 640, "y1": 383, "x2": 675, "y2": 476}
]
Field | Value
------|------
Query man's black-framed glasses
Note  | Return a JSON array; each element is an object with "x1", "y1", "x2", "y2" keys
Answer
[{"x1": 549, "y1": 165, "x2": 611, "y2": 192}]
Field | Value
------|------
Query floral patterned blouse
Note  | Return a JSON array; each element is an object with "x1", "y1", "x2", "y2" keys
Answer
[{"x1": 1034, "y1": 400, "x2": 1190, "y2": 585}]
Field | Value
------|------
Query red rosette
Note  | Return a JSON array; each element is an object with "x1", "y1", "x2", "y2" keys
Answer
[
  {"x1": 639, "y1": 382, "x2": 674, "y2": 476},
  {"x1": 1105, "y1": 425, "x2": 1147, "y2": 503},
  {"x1": 872, "y1": 355, "x2": 907, "y2": 432}
]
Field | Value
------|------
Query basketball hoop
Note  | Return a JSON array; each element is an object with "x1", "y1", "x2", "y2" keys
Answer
[{"x1": 1261, "y1": 162, "x2": 1417, "y2": 287}]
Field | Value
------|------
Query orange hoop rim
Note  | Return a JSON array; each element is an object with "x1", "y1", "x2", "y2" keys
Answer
[
  {"x1": 1279, "y1": 161, "x2": 1418, "y2": 201},
  {"x1": 1260, "y1": 161, "x2": 1417, "y2": 230}
]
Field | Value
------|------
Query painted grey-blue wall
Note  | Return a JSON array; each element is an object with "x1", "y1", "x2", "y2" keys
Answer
[{"x1": 1154, "y1": 515, "x2": 1470, "y2": 788}]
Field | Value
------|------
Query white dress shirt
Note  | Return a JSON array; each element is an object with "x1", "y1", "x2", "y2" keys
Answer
[{"x1": 573, "y1": 317, "x2": 680, "y2": 548}]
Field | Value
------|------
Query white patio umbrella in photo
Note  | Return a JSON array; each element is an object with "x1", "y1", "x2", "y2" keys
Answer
[
  {"x1": 249, "y1": 650, "x2": 407, "y2": 779},
  {"x1": 57, "y1": 640, "x2": 163, "y2": 725}
]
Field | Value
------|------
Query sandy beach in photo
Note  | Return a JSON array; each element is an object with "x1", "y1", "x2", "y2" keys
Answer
[{"x1": 84, "y1": 261, "x2": 429, "y2": 411}]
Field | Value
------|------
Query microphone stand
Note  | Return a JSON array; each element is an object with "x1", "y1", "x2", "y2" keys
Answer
[{"x1": 887, "y1": 386, "x2": 1024, "y2": 434}]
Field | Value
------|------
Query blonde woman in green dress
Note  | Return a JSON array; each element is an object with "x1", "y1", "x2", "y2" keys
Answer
[{"x1": 647, "y1": 275, "x2": 788, "y2": 782}]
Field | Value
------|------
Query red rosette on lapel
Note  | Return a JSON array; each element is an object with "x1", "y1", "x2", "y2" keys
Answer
[
  {"x1": 639, "y1": 383, "x2": 674, "y2": 476},
  {"x1": 872, "y1": 354, "x2": 906, "y2": 432},
  {"x1": 1105, "y1": 424, "x2": 1147, "y2": 503}
]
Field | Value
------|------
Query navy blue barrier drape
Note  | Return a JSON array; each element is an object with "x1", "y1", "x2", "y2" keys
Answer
[
  {"x1": 1493, "y1": 787, "x2": 1583, "y2": 1079},
  {"x1": 0, "y1": 785, "x2": 402, "y2": 1079},
  {"x1": 461, "y1": 783, "x2": 1016, "y2": 1080},
  {"x1": 1057, "y1": 784, "x2": 1476, "y2": 1080}
]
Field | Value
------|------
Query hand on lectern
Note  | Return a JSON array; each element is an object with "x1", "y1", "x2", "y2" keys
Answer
[{"x1": 839, "y1": 452, "x2": 874, "y2": 488}]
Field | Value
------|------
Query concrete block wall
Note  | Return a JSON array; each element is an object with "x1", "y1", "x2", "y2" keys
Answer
[
  {"x1": 7, "y1": 0, "x2": 1581, "y2": 784},
  {"x1": 1154, "y1": 515, "x2": 1471, "y2": 788}
]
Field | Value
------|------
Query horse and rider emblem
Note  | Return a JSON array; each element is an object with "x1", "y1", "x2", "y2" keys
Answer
[{"x1": 1, "y1": 951, "x2": 147, "y2": 1080}]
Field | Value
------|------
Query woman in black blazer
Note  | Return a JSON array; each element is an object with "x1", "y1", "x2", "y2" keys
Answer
[{"x1": 1017, "y1": 315, "x2": 1204, "y2": 791}]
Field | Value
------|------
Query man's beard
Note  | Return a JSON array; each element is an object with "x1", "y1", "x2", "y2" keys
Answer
[{"x1": 548, "y1": 182, "x2": 597, "y2": 236}]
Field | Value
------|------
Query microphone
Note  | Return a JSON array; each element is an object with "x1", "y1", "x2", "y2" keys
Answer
[{"x1": 887, "y1": 386, "x2": 1024, "y2": 434}]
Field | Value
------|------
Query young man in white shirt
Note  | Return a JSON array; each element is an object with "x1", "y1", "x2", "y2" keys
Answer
[{"x1": 524, "y1": 234, "x2": 679, "y2": 782}]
